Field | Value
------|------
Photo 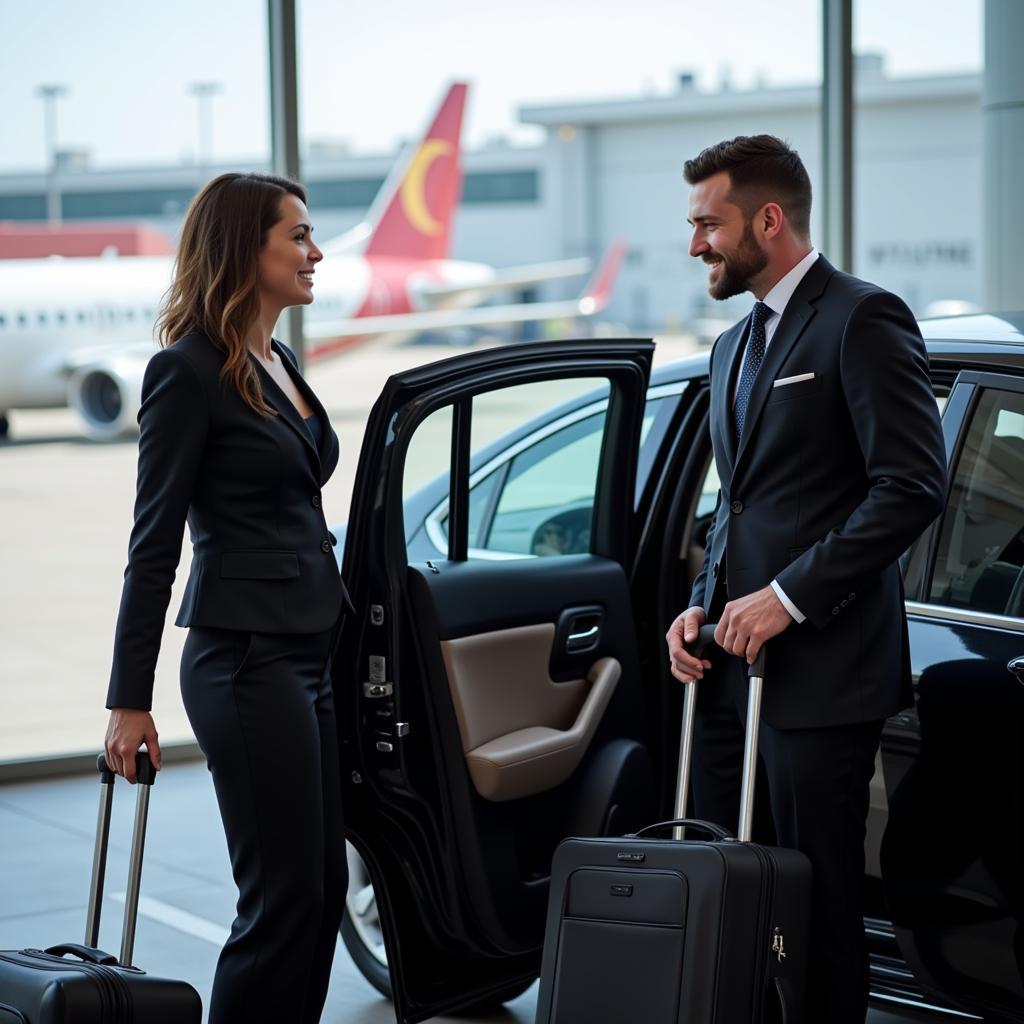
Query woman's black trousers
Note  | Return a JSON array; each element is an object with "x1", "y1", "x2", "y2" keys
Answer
[{"x1": 181, "y1": 625, "x2": 347, "y2": 1024}]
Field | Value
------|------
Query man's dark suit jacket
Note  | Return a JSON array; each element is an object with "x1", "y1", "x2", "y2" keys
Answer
[
  {"x1": 689, "y1": 255, "x2": 947, "y2": 729},
  {"x1": 107, "y1": 333, "x2": 349, "y2": 711}
]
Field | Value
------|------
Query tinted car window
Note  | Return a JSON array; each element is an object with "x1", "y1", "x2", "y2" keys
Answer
[
  {"x1": 432, "y1": 390, "x2": 675, "y2": 559},
  {"x1": 420, "y1": 378, "x2": 611, "y2": 559},
  {"x1": 927, "y1": 388, "x2": 1024, "y2": 617},
  {"x1": 487, "y1": 412, "x2": 604, "y2": 556},
  {"x1": 403, "y1": 404, "x2": 454, "y2": 545}
]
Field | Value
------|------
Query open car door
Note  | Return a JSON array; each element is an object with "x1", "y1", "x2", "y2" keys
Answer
[{"x1": 335, "y1": 339, "x2": 656, "y2": 1021}]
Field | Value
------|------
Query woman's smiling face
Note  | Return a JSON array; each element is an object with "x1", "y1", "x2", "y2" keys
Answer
[{"x1": 258, "y1": 193, "x2": 323, "y2": 312}]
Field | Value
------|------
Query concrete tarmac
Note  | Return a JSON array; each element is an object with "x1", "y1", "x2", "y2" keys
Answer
[{"x1": 0, "y1": 761, "x2": 941, "y2": 1023}]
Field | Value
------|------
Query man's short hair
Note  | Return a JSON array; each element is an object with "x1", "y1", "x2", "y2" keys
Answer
[{"x1": 684, "y1": 135, "x2": 812, "y2": 238}]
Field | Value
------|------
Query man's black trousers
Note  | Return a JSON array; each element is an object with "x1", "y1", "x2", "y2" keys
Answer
[
  {"x1": 691, "y1": 653, "x2": 884, "y2": 1024},
  {"x1": 181, "y1": 625, "x2": 347, "y2": 1024}
]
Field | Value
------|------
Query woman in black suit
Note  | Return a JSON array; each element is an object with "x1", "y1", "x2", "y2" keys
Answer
[{"x1": 103, "y1": 172, "x2": 349, "y2": 1023}]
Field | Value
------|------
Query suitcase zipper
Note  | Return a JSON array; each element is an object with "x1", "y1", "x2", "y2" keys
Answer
[
  {"x1": 759, "y1": 849, "x2": 787, "y2": 1020},
  {"x1": 747, "y1": 844, "x2": 776, "y2": 1022}
]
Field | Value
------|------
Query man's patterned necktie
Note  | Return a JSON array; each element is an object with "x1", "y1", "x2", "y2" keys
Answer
[{"x1": 734, "y1": 300, "x2": 772, "y2": 441}]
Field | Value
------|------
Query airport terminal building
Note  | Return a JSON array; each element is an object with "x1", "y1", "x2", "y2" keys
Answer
[{"x1": 0, "y1": 58, "x2": 980, "y2": 330}]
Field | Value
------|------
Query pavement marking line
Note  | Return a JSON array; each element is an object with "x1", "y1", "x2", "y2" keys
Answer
[{"x1": 112, "y1": 891, "x2": 229, "y2": 946}]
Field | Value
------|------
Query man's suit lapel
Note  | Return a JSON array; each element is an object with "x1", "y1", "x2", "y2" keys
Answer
[
  {"x1": 712, "y1": 319, "x2": 747, "y2": 479},
  {"x1": 732, "y1": 256, "x2": 835, "y2": 478}
]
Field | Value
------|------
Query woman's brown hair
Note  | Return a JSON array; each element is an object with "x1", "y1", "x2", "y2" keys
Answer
[{"x1": 157, "y1": 172, "x2": 307, "y2": 415}]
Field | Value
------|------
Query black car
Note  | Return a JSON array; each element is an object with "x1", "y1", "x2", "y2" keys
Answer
[{"x1": 331, "y1": 313, "x2": 1024, "y2": 1023}]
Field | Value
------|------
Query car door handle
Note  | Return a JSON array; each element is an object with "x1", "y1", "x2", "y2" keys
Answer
[
  {"x1": 555, "y1": 605, "x2": 604, "y2": 658},
  {"x1": 567, "y1": 624, "x2": 601, "y2": 651},
  {"x1": 1009, "y1": 656, "x2": 1024, "y2": 686}
]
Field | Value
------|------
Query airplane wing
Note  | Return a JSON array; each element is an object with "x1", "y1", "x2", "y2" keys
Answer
[
  {"x1": 305, "y1": 241, "x2": 626, "y2": 361},
  {"x1": 61, "y1": 341, "x2": 158, "y2": 372},
  {"x1": 416, "y1": 257, "x2": 592, "y2": 306}
]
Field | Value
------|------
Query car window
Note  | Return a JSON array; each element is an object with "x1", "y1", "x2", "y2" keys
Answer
[
  {"x1": 639, "y1": 395, "x2": 669, "y2": 450},
  {"x1": 463, "y1": 389, "x2": 677, "y2": 558},
  {"x1": 634, "y1": 394, "x2": 679, "y2": 507},
  {"x1": 425, "y1": 385, "x2": 679, "y2": 560},
  {"x1": 926, "y1": 387, "x2": 1024, "y2": 618},
  {"x1": 431, "y1": 465, "x2": 504, "y2": 549},
  {"x1": 413, "y1": 378, "x2": 611, "y2": 560},
  {"x1": 485, "y1": 412, "x2": 604, "y2": 556},
  {"x1": 403, "y1": 403, "x2": 455, "y2": 547}
]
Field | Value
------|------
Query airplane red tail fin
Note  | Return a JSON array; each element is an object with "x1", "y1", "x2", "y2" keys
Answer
[
  {"x1": 578, "y1": 239, "x2": 627, "y2": 314},
  {"x1": 363, "y1": 83, "x2": 467, "y2": 261}
]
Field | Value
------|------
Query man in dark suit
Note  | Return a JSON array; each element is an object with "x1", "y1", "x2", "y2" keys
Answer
[{"x1": 666, "y1": 135, "x2": 947, "y2": 1022}]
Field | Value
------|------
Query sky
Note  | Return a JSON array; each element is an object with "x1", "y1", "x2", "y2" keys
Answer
[{"x1": 0, "y1": 0, "x2": 983, "y2": 174}]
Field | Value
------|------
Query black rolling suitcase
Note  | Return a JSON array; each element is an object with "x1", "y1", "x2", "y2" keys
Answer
[
  {"x1": 0, "y1": 752, "x2": 202, "y2": 1023},
  {"x1": 534, "y1": 627, "x2": 812, "y2": 1024}
]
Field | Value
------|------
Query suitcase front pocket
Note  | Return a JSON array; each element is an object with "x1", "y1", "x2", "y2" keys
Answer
[{"x1": 551, "y1": 869, "x2": 687, "y2": 1023}]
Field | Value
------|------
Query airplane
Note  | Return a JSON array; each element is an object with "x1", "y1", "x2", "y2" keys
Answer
[{"x1": 0, "y1": 82, "x2": 624, "y2": 440}]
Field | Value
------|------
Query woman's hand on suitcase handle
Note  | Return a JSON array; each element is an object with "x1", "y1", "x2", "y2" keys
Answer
[
  {"x1": 104, "y1": 708, "x2": 162, "y2": 783},
  {"x1": 666, "y1": 606, "x2": 713, "y2": 683}
]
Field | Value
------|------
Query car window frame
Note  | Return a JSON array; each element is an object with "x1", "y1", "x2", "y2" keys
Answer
[
  {"x1": 900, "y1": 370, "x2": 963, "y2": 597},
  {"x1": 905, "y1": 368, "x2": 1024, "y2": 635}
]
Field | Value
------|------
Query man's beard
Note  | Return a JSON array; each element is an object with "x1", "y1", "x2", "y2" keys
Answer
[{"x1": 706, "y1": 221, "x2": 768, "y2": 300}]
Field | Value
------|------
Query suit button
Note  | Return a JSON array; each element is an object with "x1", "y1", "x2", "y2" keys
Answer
[
  {"x1": 848, "y1": 592, "x2": 855, "y2": 600},
  {"x1": 730, "y1": 500, "x2": 744, "y2": 515},
  {"x1": 841, "y1": 599, "x2": 848, "y2": 608},
  {"x1": 321, "y1": 540, "x2": 331, "y2": 554},
  {"x1": 832, "y1": 606, "x2": 840, "y2": 616},
  {"x1": 712, "y1": 561, "x2": 719, "y2": 578},
  {"x1": 312, "y1": 495, "x2": 322, "y2": 509}
]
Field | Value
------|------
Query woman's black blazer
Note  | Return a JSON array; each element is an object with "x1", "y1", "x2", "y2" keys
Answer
[{"x1": 107, "y1": 333, "x2": 350, "y2": 711}]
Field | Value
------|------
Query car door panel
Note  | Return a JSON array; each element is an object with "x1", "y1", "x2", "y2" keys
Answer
[
  {"x1": 336, "y1": 339, "x2": 657, "y2": 1022},
  {"x1": 410, "y1": 556, "x2": 649, "y2": 791},
  {"x1": 881, "y1": 369, "x2": 1024, "y2": 1020},
  {"x1": 884, "y1": 614, "x2": 1024, "y2": 1019},
  {"x1": 402, "y1": 555, "x2": 656, "y2": 926}
]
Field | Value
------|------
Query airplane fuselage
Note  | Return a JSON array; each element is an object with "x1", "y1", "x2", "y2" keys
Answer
[{"x1": 0, "y1": 252, "x2": 494, "y2": 413}]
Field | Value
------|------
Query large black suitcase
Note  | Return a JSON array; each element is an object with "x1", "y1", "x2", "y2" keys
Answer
[
  {"x1": 0, "y1": 752, "x2": 202, "y2": 1023},
  {"x1": 534, "y1": 628, "x2": 812, "y2": 1024}
]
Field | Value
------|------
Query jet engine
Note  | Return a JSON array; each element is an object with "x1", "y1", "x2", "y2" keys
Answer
[{"x1": 67, "y1": 355, "x2": 147, "y2": 440}]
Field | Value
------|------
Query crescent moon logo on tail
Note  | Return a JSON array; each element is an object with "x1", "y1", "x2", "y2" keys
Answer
[{"x1": 400, "y1": 140, "x2": 453, "y2": 236}]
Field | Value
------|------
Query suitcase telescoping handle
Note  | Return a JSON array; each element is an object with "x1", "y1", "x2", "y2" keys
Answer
[
  {"x1": 86, "y1": 750, "x2": 157, "y2": 968},
  {"x1": 673, "y1": 623, "x2": 766, "y2": 843}
]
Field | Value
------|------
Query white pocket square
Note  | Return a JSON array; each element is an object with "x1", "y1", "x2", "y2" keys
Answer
[{"x1": 772, "y1": 372, "x2": 816, "y2": 388}]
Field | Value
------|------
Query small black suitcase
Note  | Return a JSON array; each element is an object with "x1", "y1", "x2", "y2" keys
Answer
[
  {"x1": 0, "y1": 752, "x2": 202, "y2": 1023},
  {"x1": 534, "y1": 628, "x2": 812, "y2": 1024}
]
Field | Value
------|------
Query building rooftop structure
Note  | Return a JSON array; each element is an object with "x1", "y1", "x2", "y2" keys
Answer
[
  {"x1": 518, "y1": 67, "x2": 980, "y2": 127},
  {"x1": 0, "y1": 62, "x2": 984, "y2": 323},
  {"x1": 0, "y1": 221, "x2": 172, "y2": 259}
]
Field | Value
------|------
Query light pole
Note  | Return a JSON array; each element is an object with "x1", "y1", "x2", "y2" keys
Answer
[
  {"x1": 36, "y1": 83, "x2": 68, "y2": 226},
  {"x1": 267, "y1": 0, "x2": 303, "y2": 366},
  {"x1": 187, "y1": 81, "x2": 223, "y2": 181}
]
